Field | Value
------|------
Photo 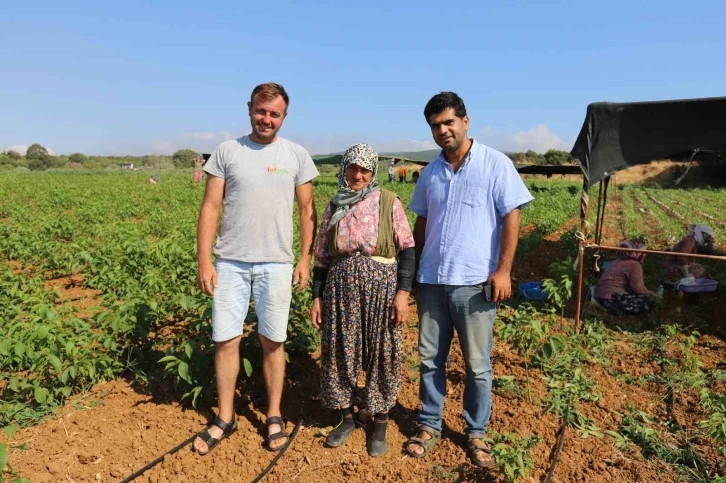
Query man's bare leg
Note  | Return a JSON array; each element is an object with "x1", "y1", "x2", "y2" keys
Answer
[
  {"x1": 193, "y1": 335, "x2": 240, "y2": 452},
  {"x1": 260, "y1": 334, "x2": 286, "y2": 449}
]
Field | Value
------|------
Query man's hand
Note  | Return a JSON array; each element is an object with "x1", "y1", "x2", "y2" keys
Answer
[
  {"x1": 390, "y1": 291, "x2": 409, "y2": 325},
  {"x1": 487, "y1": 269, "x2": 512, "y2": 302},
  {"x1": 293, "y1": 258, "x2": 311, "y2": 292},
  {"x1": 198, "y1": 261, "x2": 217, "y2": 296},
  {"x1": 311, "y1": 298, "x2": 322, "y2": 329}
]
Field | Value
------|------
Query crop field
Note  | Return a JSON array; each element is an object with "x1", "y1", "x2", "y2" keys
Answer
[{"x1": 1, "y1": 171, "x2": 725, "y2": 483}]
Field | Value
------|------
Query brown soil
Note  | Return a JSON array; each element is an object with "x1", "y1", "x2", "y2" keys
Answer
[
  {"x1": 521, "y1": 160, "x2": 692, "y2": 185},
  {"x1": 9, "y1": 320, "x2": 681, "y2": 483},
  {"x1": 611, "y1": 161, "x2": 690, "y2": 185},
  {"x1": 44, "y1": 274, "x2": 102, "y2": 318}
]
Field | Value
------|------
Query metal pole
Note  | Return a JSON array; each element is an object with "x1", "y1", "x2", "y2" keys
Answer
[
  {"x1": 574, "y1": 178, "x2": 589, "y2": 334},
  {"x1": 594, "y1": 180, "x2": 604, "y2": 244},
  {"x1": 583, "y1": 244, "x2": 726, "y2": 262},
  {"x1": 597, "y1": 177, "x2": 610, "y2": 246}
]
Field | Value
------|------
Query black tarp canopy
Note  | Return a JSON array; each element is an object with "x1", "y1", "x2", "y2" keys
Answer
[{"x1": 570, "y1": 96, "x2": 726, "y2": 189}]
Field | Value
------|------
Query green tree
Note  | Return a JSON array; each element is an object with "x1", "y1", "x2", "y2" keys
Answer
[
  {"x1": 28, "y1": 157, "x2": 51, "y2": 171},
  {"x1": 524, "y1": 150, "x2": 544, "y2": 164},
  {"x1": 172, "y1": 149, "x2": 198, "y2": 169},
  {"x1": 509, "y1": 152, "x2": 528, "y2": 164},
  {"x1": 68, "y1": 153, "x2": 87, "y2": 164},
  {"x1": 542, "y1": 149, "x2": 572, "y2": 166},
  {"x1": 26, "y1": 143, "x2": 50, "y2": 160},
  {"x1": 5, "y1": 150, "x2": 21, "y2": 160}
]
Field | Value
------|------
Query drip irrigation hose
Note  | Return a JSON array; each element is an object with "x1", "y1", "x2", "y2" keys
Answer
[
  {"x1": 251, "y1": 407, "x2": 305, "y2": 483},
  {"x1": 119, "y1": 434, "x2": 198, "y2": 483},
  {"x1": 120, "y1": 369, "x2": 304, "y2": 483},
  {"x1": 667, "y1": 388, "x2": 711, "y2": 481},
  {"x1": 543, "y1": 410, "x2": 568, "y2": 483},
  {"x1": 659, "y1": 350, "x2": 712, "y2": 482}
]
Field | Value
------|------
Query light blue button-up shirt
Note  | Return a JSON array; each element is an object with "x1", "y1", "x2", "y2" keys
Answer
[{"x1": 409, "y1": 140, "x2": 534, "y2": 285}]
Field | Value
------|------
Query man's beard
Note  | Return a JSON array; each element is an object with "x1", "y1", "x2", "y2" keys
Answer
[{"x1": 439, "y1": 139, "x2": 460, "y2": 152}]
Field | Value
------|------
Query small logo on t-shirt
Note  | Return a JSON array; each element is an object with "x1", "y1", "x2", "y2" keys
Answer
[{"x1": 267, "y1": 167, "x2": 289, "y2": 175}]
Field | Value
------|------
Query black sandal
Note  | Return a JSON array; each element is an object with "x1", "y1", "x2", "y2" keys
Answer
[
  {"x1": 466, "y1": 438, "x2": 495, "y2": 468},
  {"x1": 193, "y1": 416, "x2": 238, "y2": 456},
  {"x1": 265, "y1": 416, "x2": 289, "y2": 452}
]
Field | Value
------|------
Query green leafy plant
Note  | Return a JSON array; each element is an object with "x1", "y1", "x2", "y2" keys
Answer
[
  {"x1": 1, "y1": 425, "x2": 30, "y2": 483},
  {"x1": 497, "y1": 304, "x2": 554, "y2": 401},
  {"x1": 699, "y1": 388, "x2": 726, "y2": 457},
  {"x1": 484, "y1": 431, "x2": 539, "y2": 483},
  {"x1": 542, "y1": 256, "x2": 576, "y2": 316}
]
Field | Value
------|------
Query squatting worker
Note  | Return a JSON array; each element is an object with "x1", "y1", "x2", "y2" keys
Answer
[
  {"x1": 595, "y1": 240, "x2": 659, "y2": 315},
  {"x1": 405, "y1": 92, "x2": 533, "y2": 468},
  {"x1": 194, "y1": 82, "x2": 319, "y2": 455},
  {"x1": 311, "y1": 143, "x2": 415, "y2": 458},
  {"x1": 660, "y1": 223, "x2": 717, "y2": 282}
]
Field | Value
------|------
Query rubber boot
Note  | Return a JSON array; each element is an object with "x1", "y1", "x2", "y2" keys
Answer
[{"x1": 326, "y1": 408, "x2": 356, "y2": 448}]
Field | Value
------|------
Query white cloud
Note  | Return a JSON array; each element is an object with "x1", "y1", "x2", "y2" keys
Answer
[
  {"x1": 180, "y1": 131, "x2": 236, "y2": 143},
  {"x1": 150, "y1": 141, "x2": 175, "y2": 155},
  {"x1": 4, "y1": 145, "x2": 28, "y2": 156},
  {"x1": 1, "y1": 144, "x2": 56, "y2": 156},
  {"x1": 478, "y1": 124, "x2": 571, "y2": 153},
  {"x1": 138, "y1": 124, "x2": 569, "y2": 158},
  {"x1": 148, "y1": 131, "x2": 241, "y2": 155},
  {"x1": 290, "y1": 135, "x2": 437, "y2": 156}
]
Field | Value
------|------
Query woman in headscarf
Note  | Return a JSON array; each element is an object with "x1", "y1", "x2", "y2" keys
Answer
[
  {"x1": 660, "y1": 224, "x2": 716, "y2": 281},
  {"x1": 595, "y1": 240, "x2": 658, "y2": 315},
  {"x1": 311, "y1": 143, "x2": 415, "y2": 457},
  {"x1": 193, "y1": 154, "x2": 205, "y2": 184}
]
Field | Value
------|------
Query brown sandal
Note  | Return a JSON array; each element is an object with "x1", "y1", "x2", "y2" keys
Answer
[
  {"x1": 466, "y1": 438, "x2": 495, "y2": 468},
  {"x1": 404, "y1": 426, "x2": 441, "y2": 458}
]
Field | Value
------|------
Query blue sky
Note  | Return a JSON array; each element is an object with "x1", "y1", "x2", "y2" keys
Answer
[{"x1": 1, "y1": 0, "x2": 724, "y2": 156}]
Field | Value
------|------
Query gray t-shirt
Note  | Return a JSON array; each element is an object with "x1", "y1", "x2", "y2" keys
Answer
[{"x1": 203, "y1": 136, "x2": 319, "y2": 263}]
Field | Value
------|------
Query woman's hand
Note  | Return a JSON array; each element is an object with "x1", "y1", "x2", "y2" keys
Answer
[
  {"x1": 390, "y1": 290, "x2": 409, "y2": 326},
  {"x1": 311, "y1": 298, "x2": 323, "y2": 329}
]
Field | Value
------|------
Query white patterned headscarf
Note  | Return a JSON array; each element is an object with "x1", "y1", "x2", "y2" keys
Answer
[
  {"x1": 327, "y1": 143, "x2": 379, "y2": 230},
  {"x1": 689, "y1": 224, "x2": 715, "y2": 247}
]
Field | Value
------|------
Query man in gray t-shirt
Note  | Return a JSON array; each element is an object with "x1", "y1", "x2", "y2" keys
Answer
[{"x1": 194, "y1": 82, "x2": 319, "y2": 455}]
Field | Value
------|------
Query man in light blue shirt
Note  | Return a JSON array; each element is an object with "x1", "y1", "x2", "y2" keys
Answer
[{"x1": 404, "y1": 92, "x2": 533, "y2": 468}]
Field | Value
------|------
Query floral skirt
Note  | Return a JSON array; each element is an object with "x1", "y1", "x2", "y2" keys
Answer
[
  {"x1": 320, "y1": 254, "x2": 402, "y2": 414},
  {"x1": 597, "y1": 292, "x2": 653, "y2": 315}
]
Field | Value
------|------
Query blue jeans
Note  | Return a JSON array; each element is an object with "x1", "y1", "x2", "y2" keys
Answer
[{"x1": 416, "y1": 283, "x2": 495, "y2": 439}]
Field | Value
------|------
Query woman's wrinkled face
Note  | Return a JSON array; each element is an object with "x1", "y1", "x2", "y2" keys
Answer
[{"x1": 345, "y1": 163, "x2": 373, "y2": 192}]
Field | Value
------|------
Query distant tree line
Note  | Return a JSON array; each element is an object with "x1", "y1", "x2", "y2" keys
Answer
[
  {"x1": 508, "y1": 149, "x2": 574, "y2": 166},
  {"x1": 0, "y1": 144, "x2": 200, "y2": 171},
  {"x1": 1, "y1": 144, "x2": 574, "y2": 172}
]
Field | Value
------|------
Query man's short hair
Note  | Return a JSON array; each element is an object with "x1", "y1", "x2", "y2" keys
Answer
[
  {"x1": 423, "y1": 91, "x2": 467, "y2": 124},
  {"x1": 250, "y1": 82, "x2": 289, "y2": 109}
]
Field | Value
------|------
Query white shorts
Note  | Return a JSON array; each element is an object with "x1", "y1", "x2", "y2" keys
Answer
[{"x1": 211, "y1": 259, "x2": 293, "y2": 343}]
